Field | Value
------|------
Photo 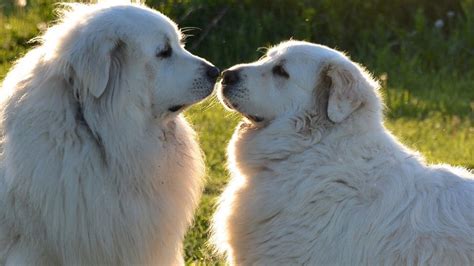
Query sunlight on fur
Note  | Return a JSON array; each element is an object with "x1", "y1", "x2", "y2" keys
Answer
[
  {"x1": 0, "y1": 2, "x2": 218, "y2": 265},
  {"x1": 212, "y1": 40, "x2": 474, "y2": 265}
]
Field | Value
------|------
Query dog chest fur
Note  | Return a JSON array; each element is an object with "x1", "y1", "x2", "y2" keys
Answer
[
  {"x1": 216, "y1": 121, "x2": 474, "y2": 265},
  {"x1": 0, "y1": 80, "x2": 204, "y2": 265}
]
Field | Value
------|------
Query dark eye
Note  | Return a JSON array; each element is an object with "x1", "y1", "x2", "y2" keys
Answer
[
  {"x1": 156, "y1": 44, "x2": 172, "y2": 58},
  {"x1": 272, "y1": 65, "x2": 289, "y2": 78}
]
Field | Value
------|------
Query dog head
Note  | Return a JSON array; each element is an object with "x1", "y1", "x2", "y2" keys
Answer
[
  {"x1": 218, "y1": 40, "x2": 379, "y2": 129},
  {"x1": 42, "y1": 3, "x2": 219, "y2": 121}
]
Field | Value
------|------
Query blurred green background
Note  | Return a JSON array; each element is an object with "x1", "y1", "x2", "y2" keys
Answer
[{"x1": 1, "y1": 0, "x2": 473, "y2": 264}]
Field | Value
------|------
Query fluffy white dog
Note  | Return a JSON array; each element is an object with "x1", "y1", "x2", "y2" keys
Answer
[
  {"x1": 212, "y1": 40, "x2": 474, "y2": 265},
  {"x1": 0, "y1": 2, "x2": 219, "y2": 265}
]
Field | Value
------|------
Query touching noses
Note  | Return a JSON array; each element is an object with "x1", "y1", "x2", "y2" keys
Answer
[
  {"x1": 205, "y1": 64, "x2": 220, "y2": 82},
  {"x1": 221, "y1": 69, "x2": 240, "y2": 86}
]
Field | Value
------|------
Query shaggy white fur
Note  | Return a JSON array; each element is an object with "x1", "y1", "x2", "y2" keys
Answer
[
  {"x1": 212, "y1": 40, "x2": 474, "y2": 265},
  {"x1": 0, "y1": 2, "x2": 218, "y2": 265}
]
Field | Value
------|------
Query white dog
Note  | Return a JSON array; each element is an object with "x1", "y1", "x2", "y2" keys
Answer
[
  {"x1": 0, "y1": 2, "x2": 219, "y2": 265},
  {"x1": 212, "y1": 40, "x2": 474, "y2": 265}
]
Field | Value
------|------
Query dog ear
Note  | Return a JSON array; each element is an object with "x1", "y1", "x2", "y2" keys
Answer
[
  {"x1": 323, "y1": 58, "x2": 367, "y2": 123},
  {"x1": 69, "y1": 37, "x2": 125, "y2": 98}
]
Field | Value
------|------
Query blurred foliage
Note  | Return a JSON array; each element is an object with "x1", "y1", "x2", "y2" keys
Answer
[
  {"x1": 145, "y1": 0, "x2": 472, "y2": 69},
  {"x1": 2, "y1": 0, "x2": 472, "y2": 70}
]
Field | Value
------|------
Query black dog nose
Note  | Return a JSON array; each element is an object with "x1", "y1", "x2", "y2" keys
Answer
[
  {"x1": 206, "y1": 66, "x2": 220, "y2": 82},
  {"x1": 221, "y1": 70, "x2": 240, "y2": 85}
]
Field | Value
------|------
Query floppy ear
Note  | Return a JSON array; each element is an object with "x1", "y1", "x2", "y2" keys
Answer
[
  {"x1": 324, "y1": 58, "x2": 366, "y2": 123},
  {"x1": 69, "y1": 37, "x2": 124, "y2": 98}
]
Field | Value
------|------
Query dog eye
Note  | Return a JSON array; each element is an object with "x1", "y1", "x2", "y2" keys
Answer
[
  {"x1": 156, "y1": 44, "x2": 172, "y2": 58},
  {"x1": 272, "y1": 65, "x2": 289, "y2": 78}
]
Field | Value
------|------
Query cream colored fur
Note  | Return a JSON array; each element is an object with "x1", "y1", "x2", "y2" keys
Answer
[
  {"x1": 212, "y1": 40, "x2": 474, "y2": 265},
  {"x1": 0, "y1": 2, "x2": 217, "y2": 265}
]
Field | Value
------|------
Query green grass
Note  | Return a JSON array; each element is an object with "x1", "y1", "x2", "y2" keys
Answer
[{"x1": 1, "y1": 0, "x2": 473, "y2": 264}]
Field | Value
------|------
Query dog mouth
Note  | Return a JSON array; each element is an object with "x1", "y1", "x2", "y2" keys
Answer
[
  {"x1": 243, "y1": 114, "x2": 264, "y2": 123},
  {"x1": 168, "y1": 104, "x2": 186, "y2": 112},
  {"x1": 221, "y1": 98, "x2": 264, "y2": 123},
  {"x1": 168, "y1": 91, "x2": 214, "y2": 113},
  {"x1": 168, "y1": 83, "x2": 216, "y2": 113}
]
